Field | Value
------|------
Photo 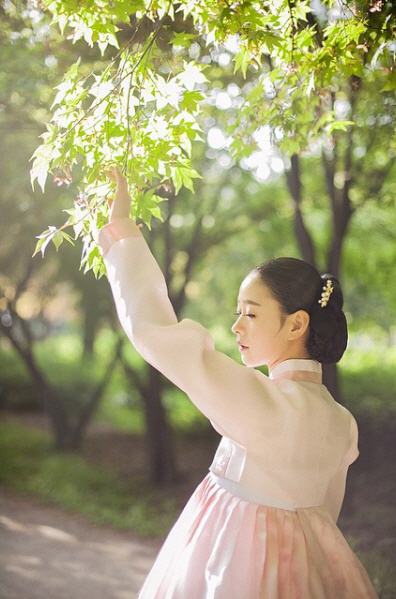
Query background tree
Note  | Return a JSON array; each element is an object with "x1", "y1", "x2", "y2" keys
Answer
[{"x1": 0, "y1": 2, "x2": 123, "y2": 449}]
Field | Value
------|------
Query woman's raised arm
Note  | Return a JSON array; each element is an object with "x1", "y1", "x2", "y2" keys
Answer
[{"x1": 98, "y1": 169, "x2": 280, "y2": 447}]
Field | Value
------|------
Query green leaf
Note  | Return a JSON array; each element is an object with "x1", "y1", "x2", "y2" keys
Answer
[
  {"x1": 180, "y1": 90, "x2": 205, "y2": 111},
  {"x1": 30, "y1": 142, "x2": 59, "y2": 192},
  {"x1": 177, "y1": 61, "x2": 208, "y2": 91},
  {"x1": 381, "y1": 76, "x2": 396, "y2": 92},
  {"x1": 170, "y1": 166, "x2": 183, "y2": 194},
  {"x1": 261, "y1": 32, "x2": 282, "y2": 51},
  {"x1": 33, "y1": 226, "x2": 57, "y2": 257},
  {"x1": 169, "y1": 32, "x2": 196, "y2": 47},
  {"x1": 52, "y1": 231, "x2": 64, "y2": 251},
  {"x1": 170, "y1": 165, "x2": 201, "y2": 193},
  {"x1": 293, "y1": 2, "x2": 311, "y2": 21},
  {"x1": 32, "y1": 231, "x2": 52, "y2": 258},
  {"x1": 326, "y1": 119, "x2": 354, "y2": 133},
  {"x1": 60, "y1": 230, "x2": 75, "y2": 246},
  {"x1": 233, "y1": 45, "x2": 250, "y2": 78}
]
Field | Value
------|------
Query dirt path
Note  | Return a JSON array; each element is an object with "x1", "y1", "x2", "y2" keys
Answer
[{"x1": 0, "y1": 488, "x2": 161, "y2": 599}]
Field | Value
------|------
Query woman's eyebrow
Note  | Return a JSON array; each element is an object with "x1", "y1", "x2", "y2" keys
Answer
[{"x1": 237, "y1": 299, "x2": 262, "y2": 306}]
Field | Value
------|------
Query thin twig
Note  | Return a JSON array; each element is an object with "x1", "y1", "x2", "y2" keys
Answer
[
  {"x1": 56, "y1": 12, "x2": 168, "y2": 141},
  {"x1": 338, "y1": 0, "x2": 395, "y2": 33},
  {"x1": 287, "y1": 0, "x2": 296, "y2": 62}
]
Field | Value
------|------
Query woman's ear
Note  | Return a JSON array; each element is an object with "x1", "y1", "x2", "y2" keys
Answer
[{"x1": 288, "y1": 310, "x2": 310, "y2": 340}]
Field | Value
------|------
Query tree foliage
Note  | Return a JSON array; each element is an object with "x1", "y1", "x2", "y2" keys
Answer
[{"x1": 26, "y1": 0, "x2": 395, "y2": 272}]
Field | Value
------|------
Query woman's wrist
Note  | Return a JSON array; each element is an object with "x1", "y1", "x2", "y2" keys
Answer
[
  {"x1": 109, "y1": 189, "x2": 131, "y2": 222},
  {"x1": 99, "y1": 218, "x2": 142, "y2": 256},
  {"x1": 109, "y1": 206, "x2": 130, "y2": 222}
]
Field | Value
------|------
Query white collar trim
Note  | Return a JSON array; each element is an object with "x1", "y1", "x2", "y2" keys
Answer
[{"x1": 269, "y1": 359, "x2": 322, "y2": 380}]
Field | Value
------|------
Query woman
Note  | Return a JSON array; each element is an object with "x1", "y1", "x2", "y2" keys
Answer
[{"x1": 98, "y1": 167, "x2": 378, "y2": 598}]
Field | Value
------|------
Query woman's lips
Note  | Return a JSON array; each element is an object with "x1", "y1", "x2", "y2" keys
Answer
[{"x1": 238, "y1": 343, "x2": 249, "y2": 352}]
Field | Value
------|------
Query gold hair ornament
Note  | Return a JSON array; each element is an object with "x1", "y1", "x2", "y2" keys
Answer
[{"x1": 318, "y1": 280, "x2": 334, "y2": 308}]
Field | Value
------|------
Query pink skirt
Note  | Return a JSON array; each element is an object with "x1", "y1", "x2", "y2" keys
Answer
[{"x1": 138, "y1": 473, "x2": 378, "y2": 599}]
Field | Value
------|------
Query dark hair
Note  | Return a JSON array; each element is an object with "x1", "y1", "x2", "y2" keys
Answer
[{"x1": 254, "y1": 257, "x2": 348, "y2": 364}]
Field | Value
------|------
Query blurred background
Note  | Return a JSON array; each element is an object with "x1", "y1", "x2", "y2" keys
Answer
[{"x1": 0, "y1": 2, "x2": 395, "y2": 598}]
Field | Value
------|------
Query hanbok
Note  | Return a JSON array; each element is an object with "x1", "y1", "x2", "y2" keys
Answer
[{"x1": 99, "y1": 219, "x2": 378, "y2": 599}]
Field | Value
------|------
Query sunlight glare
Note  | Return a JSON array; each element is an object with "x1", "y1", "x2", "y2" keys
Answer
[
  {"x1": 216, "y1": 92, "x2": 232, "y2": 110},
  {"x1": 208, "y1": 127, "x2": 227, "y2": 149}
]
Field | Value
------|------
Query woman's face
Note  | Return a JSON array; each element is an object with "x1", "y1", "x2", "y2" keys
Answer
[{"x1": 231, "y1": 273, "x2": 291, "y2": 368}]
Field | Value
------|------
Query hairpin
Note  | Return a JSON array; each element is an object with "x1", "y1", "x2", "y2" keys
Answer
[{"x1": 318, "y1": 279, "x2": 334, "y2": 308}]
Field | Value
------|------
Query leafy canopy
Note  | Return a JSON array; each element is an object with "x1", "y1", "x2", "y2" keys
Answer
[{"x1": 28, "y1": 0, "x2": 395, "y2": 275}]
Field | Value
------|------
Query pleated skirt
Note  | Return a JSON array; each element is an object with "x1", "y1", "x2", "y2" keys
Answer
[{"x1": 138, "y1": 473, "x2": 378, "y2": 599}]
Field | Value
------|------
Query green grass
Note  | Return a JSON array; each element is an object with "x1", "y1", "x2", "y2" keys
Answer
[
  {"x1": 97, "y1": 394, "x2": 145, "y2": 432},
  {"x1": 356, "y1": 548, "x2": 396, "y2": 599},
  {"x1": 0, "y1": 421, "x2": 178, "y2": 538},
  {"x1": 342, "y1": 508, "x2": 396, "y2": 599}
]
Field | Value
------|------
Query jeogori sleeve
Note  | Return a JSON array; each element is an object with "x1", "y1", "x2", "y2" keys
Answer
[{"x1": 99, "y1": 220, "x2": 281, "y2": 448}]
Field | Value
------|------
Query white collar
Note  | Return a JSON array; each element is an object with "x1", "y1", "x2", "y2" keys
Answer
[{"x1": 269, "y1": 359, "x2": 322, "y2": 381}]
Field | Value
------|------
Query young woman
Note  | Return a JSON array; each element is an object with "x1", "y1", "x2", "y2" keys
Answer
[{"x1": 99, "y1": 167, "x2": 378, "y2": 598}]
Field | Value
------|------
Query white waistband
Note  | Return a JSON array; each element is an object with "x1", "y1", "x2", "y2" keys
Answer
[{"x1": 212, "y1": 473, "x2": 297, "y2": 511}]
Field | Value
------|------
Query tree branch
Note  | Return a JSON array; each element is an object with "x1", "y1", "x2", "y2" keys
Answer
[
  {"x1": 306, "y1": 9, "x2": 324, "y2": 46},
  {"x1": 366, "y1": 156, "x2": 396, "y2": 197},
  {"x1": 287, "y1": 0, "x2": 296, "y2": 61},
  {"x1": 73, "y1": 337, "x2": 124, "y2": 446},
  {"x1": 121, "y1": 353, "x2": 147, "y2": 398}
]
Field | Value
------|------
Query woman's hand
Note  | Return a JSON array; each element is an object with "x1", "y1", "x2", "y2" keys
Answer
[{"x1": 105, "y1": 166, "x2": 132, "y2": 222}]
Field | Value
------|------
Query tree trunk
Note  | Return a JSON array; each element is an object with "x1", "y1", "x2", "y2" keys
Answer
[
  {"x1": 82, "y1": 306, "x2": 97, "y2": 357},
  {"x1": 1, "y1": 320, "x2": 71, "y2": 448},
  {"x1": 285, "y1": 154, "x2": 317, "y2": 267},
  {"x1": 1, "y1": 311, "x2": 120, "y2": 452},
  {"x1": 143, "y1": 365, "x2": 177, "y2": 484}
]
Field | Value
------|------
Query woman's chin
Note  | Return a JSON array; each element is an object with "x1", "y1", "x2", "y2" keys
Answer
[
  {"x1": 241, "y1": 353, "x2": 258, "y2": 368},
  {"x1": 241, "y1": 353, "x2": 267, "y2": 368}
]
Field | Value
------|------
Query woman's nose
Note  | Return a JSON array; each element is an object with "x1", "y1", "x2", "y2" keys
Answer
[{"x1": 231, "y1": 315, "x2": 242, "y2": 334}]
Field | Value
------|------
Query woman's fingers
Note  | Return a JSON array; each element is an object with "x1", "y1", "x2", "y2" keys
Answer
[
  {"x1": 103, "y1": 165, "x2": 131, "y2": 221},
  {"x1": 104, "y1": 166, "x2": 129, "y2": 189},
  {"x1": 114, "y1": 166, "x2": 128, "y2": 189},
  {"x1": 104, "y1": 168, "x2": 117, "y2": 183}
]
